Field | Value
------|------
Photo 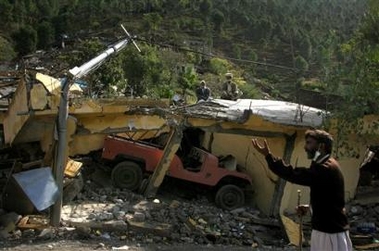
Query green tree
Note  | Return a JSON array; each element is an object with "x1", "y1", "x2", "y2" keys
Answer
[
  {"x1": 200, "y1": 0, "x2": 212, "y2": 22},
  {"x1": 0, "y1": 0, "x2": 13, "y2": 25},
  {"x1": 294, "y1": 55, "x2": 309, "y2": 74},
  {"x1": 122, "y1": 45, "x2": 167, "y2": 97},
  {"x1": 37, "y1": 21, "x2": 55, "y2": 49},
  {"x1": 323, "y1": 0, "x2": 379, "y2": 157},
  {"x1": 143, "y1": 12, "x2": 163, "y2": 36},
  {"x1": 208, "y1": 58, "x2": 229, "y2": 75},
  {"x1": 211, "y1": 9, "x2": 224, "y2": 33},
  {"x1": 12, "y1": 25, "x2": 37, "y2": 56},
  {"x1": 232, "y1": 44, "x2": 241, "y2": 59},
  {"x1": 0, "y1": 36, "x2": 16, "y2": 61},
  {"x1": 178, "y1": 66, "x2": 197, "y2": 99},
  {"x1": 66, "y1": 38, "x2": 125, "y2": 98}
]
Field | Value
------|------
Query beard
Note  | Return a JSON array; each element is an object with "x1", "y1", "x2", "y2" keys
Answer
[{"x1": 306, "y1": 149, "x2": 316, "y2": 159}]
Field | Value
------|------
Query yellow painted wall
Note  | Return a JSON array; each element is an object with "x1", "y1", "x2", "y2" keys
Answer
[
  {"x1": 204, "y1": 132, "x2": 286, "y2": 214},
  {"x1": 76, "y1": 114, "x2": 167, "y2": 133},
  {"x1": 69, "y1": 134, "x2": 107, "y2": 155},
  {"x1": 3, "y1": 80, "x2": 29, "y2": 145},
  {"x1": 202, "y1": 120, "x2": 377, "y2": 216}
]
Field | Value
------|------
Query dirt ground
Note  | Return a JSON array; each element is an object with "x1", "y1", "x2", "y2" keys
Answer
[{"x1": 0, "y1": 239, "x2": 301, "y2": 251}]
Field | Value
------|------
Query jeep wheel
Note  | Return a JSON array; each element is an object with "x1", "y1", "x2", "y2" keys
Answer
[
  {"x1": 215, "y1": 184, "x2": 245, "y2": 210},
  {"x1": 111, "y1": 161, "x2": 143, "y2": 191}
]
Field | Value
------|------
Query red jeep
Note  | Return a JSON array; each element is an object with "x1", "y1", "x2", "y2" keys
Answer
[{"x1": 101, "y1": 135, "x2": 253, "y2": 210}]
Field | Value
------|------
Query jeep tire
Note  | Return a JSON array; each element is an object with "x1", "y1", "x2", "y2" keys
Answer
[
  {"x1": 215, "y1": 184, "x2": 245, "y2": 210},
  {"x1": 111, "y1": 161, "x2": 143, "y2": 191}
]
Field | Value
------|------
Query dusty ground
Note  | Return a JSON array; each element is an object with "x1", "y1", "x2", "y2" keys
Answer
[{"x1": 0, "y1": 239, "x2": 301, "y2": 251}]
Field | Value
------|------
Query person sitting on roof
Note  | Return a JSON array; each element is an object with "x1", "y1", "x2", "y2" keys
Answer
[
  {"x1": 196, "y1": 80, "x2": 211, "y2": 102},
  {"x1": 221, "y1": 73, "x2": 242, "y2": 101}
]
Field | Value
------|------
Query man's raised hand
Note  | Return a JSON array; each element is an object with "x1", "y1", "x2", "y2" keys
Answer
[{"x1": 252, "y1": 138, "x2": 271, "y2": 157}]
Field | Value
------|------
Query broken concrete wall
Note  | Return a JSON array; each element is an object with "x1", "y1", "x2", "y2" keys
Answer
[
  {"x1": 3, "y1": 77, "x2": 29, "y2": 145},
  {"x1": 67, "y1": 115, "x2": 169, "y2": 155},
  {"x1": 205, "y1": 132, "x2": 285, "y2": 214},
  {"x1": 187, "y1": 113, "x2": 299, "y2": 215},
  {"x1": 194, "y1": 112, "x2": 378, "y2": 217}
]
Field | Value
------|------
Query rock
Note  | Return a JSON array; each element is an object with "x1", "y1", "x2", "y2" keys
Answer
[
  {"x1": 69, "y1": 220, "x2": 128, "y2": 233},
  {"x1": 101, "y1": 233, "x2": 111, "y2": 239},
  {"x1": 133, "y1": 212, "x2": 146, "y2": 222},
  {"x1": 374, "y1": 205, "x2": 379, "y2": 215},
  {"x1": 0, "y1": 230, "x2": 10, "y2": 239},
  {"x1": 22, "y1": 229, "x2": 35, "y2": 238},
  {"x1": 127, "y1": 220, "x2": 172, "y2": 237},
  {"x1": 96, "y1": 243, "x2": 105, "y2": 249},
  {"x1": 0, "y1": 212, "x2": 22, "y2": 232},
  {"x1": 97, "y1": 212, "x2": 114, "y2": 221},
  {"x1": 75, "y1": 226, "x2": 92, "y2": 239},
  {"x1": 231, "y1": 207, "x2": 246, "y2": 214},
  {"x1": 13, "y1": 229, "x2": 22, "y2": 238},
  {"x1": 350, "y1": 205, "x2": 364, "y2": 215},
  {"x1": 114, "y1": 211, "x2": 126, "y2": 220},
  {"x1": 198, "y1": 218, "x2": 207, "y2": 225},
  {"x1": 113, "y1": 199, "x2": 123, "y2": 204},
  {"x1": 63, "y1": 175, "x2": 84, "y2": 204},
  {"x1": 169, "y1": 200, "x2": 180, "y2": 208},
  {"x1": 38, "y1": 228, "x2": 55, "y2": 240},
  {"x1": 111, "y1": 245, "x2": 130, "y2": 250},
  {"x1": 112, "y1": 206, "x2": 121, "y2": 214}
]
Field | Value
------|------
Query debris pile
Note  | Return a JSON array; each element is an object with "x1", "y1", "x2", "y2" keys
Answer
[
  {"x1": 60, "y1": 176, "x2": 287, "y2": 247},
  {"x1": 345, "y1": 183, "x2": 379, "y2": 248},
  {"x1": 3, "y1": 166, "x2": 378, "y2": 250},
  {"x1": 0, "y1": 166, "x2": 290, "y2": 249}
]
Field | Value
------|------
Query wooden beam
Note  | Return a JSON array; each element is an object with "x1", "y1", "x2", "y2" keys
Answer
[{"x1": 144, "y1": 127, "x2": 183, "y2": 198}]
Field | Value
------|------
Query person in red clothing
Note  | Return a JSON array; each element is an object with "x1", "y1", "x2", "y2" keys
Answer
[{"x1": 252, "y1": 129, "x2": 353, "y2": 251}]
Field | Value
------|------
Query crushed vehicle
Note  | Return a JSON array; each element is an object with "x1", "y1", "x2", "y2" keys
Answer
[{"x1": 99, "y1": 134, "x2": 253, "y2": 210}]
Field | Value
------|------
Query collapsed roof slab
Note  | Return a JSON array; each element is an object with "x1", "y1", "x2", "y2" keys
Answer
[
  {"x1": 2, "y1": 73, "x2": 170, "y2": 148},
  {"x1": 179, "y1": 99, "x2": 325, "y2": 128}
]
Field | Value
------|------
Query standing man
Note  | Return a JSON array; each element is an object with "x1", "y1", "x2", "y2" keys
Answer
[
  {"x1": 196, "y1": 80, "x2": 211, "y2": 102},
  {"x1": 252, "y1": 129, "x2": 352, "y2": 251},
  {"x1": 221, "y1": 72, "x2": 242, "y2": 100}
]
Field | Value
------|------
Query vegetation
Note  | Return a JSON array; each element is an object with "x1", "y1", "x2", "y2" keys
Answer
[
  {"x1": 321, "y1": 0, "x2": 379, "y2": 157},
  {"x1": 0, "y1": 0, "x2": 374, "y2": 110}
]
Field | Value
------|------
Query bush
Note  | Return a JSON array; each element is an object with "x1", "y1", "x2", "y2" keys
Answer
[
  {"x1": 0, "y1": 36, "x2": 16, "y2": 61},
  {"x1": 209, "y1": 57, "x2": 229, "y2": 75},
  {"x1": 239, "y1": 83, "x2": 260, "y2": 99},
  {"x1": 12, "y1": 25, "x2": 37, "y2": 56}
]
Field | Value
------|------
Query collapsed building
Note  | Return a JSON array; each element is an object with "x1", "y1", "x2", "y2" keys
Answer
[
  {"x1": 1, "y1": 68, "x2": 378, "y2": 239},
  {"x1": 0, "y1": 38, "x2": 378, "y2": 247}
]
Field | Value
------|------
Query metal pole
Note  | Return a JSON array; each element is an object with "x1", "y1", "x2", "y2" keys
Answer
[
  {"x1": 49, "y1": 25, "x2": 138, "y2": 226},
  {"x1": 50, "y1": 77, "x2": 70, "y2": 226}
]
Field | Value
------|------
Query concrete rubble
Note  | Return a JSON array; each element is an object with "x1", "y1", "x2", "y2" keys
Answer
[
  {"x1": 0, "y1": 168, "x2": 378, "y2": 250},
  {"x1": 0, "y1": 165, "x2": 288, "y2": 249}
]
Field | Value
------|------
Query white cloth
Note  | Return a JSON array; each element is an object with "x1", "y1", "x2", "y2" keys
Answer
[{"x1": 311, "y1": 230, "x2": 353, "y2": 251}]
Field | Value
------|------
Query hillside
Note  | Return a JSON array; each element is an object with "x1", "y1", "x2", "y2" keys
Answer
[{"x1": 0, "y1": 0, "x2": 370, "y2": 106}]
